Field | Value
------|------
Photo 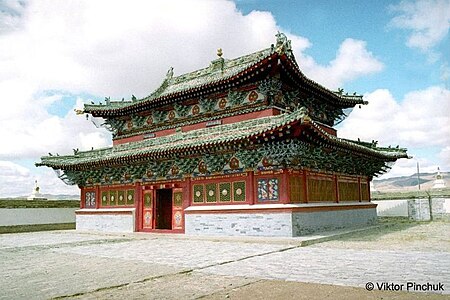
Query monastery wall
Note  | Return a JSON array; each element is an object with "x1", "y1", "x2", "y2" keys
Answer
[
  {"x1": 185, "y1": 212, "x2": 293, "y2": 237},
  {"x1": 373, "y1": 198, "x2": 450, "y2": 221},
  {"x1": 184, "y1": 203, "x2": 377, "y2": 237},
  {"x1": 0, "y1": 208, "x2": 76, "y2": 226},
  {"x1": 292, "y1": 206, "x2": 377, "y2": 235},
  {"x1": 76, "y1": 208, "x2": 135, "y2": 232}
]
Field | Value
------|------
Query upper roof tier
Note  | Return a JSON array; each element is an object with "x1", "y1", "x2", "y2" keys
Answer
[{"x1": 83, "y1": 33, "x2": 366, "y2": 117}]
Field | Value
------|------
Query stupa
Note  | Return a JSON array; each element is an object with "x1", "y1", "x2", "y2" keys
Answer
[
  {"x1": 432, "y1": 167, "x2": 446, "y2": 189},
  {"x1": 27, "y1": 180, "x2": 47, "y2": 200}
]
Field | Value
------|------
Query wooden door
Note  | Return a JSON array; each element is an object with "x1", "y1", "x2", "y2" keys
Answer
[
  {"x1": 142, "y1": 190, "x2": 153, "y2": 229},
  {"x1": 172, "y1": 188, "x2": 183, "y2": 230}
]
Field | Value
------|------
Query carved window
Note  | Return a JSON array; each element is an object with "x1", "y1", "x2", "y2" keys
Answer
[
  {"x1": 289, "y1": 176, "x2": 305, "y2": 203},
  {"x1": 127, "y1": 190, "x2": 135, "y2": 205},
  {"x1": 101, "y1": 191, "x2": 108, "y2": 207},
  {"x1": 233, "y1": 181, "x2": 246, "y2": 202},
  {"x1": 257, "y1": 178, "x2": 279, "y2": 202},
  {"x1": 307, "y1": 177, "x2": 334, "y2": 202},
  {"x1": 206, "y1": 183, "x2": 217, "y2": 203},
  {"x1": 85, "y1": 191, "x2": 96, "y2": 208},
  {"x1": 219, "y1": 183, "x2": 231, "y2": 202},
  {"x1": 193, "y1": 184, "x2": 204, "y2": 203}
]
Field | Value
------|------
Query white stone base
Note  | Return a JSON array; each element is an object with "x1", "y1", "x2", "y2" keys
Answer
[
  {"x1": 185, "y1": 203, "x2": 377, "y2": 237},
  {"x1": 76, "y1": 209, "x2": 135, "y2": 232}
]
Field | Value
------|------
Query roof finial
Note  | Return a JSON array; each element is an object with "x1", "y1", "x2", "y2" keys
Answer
[
  {"x1": 166, "y1": 67, "x2": 174, "y2": 80},
  {"x1": 275, "y1": 31, "x2": 291, "y2": 54},
  {"x1": 217, "y1": 48, "x2": 223, "y2": 57}
]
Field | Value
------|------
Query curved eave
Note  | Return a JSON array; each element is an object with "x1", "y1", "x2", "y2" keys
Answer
[
  {"x1": 84, "y1": 53, "x2": 278, "y2": 118},
  {"x1": 302, "y1": 120, "x2": 408, "y2": 160},
  {"x1": 279, "y1": 54, "x2": 366, "y2": 108}
]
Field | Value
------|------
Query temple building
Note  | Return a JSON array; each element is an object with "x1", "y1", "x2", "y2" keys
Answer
[{"x1": 37, "y1": 33, "x2": 408, "y2": 236}]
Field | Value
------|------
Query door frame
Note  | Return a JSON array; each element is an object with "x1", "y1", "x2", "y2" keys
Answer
[{"x1": 139, "y1": 184, "x2": 185, "y2": 233}]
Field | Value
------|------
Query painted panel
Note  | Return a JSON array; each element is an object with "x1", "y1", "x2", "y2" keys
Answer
[
  {"x1": 85, "y1": 191, "x2": 96, "y2": 208},
  {"x1": 118, "y1": 190, "x2": 126, "y2": 206},
  {"x1": 172, "y1": 188, "x2": 183, "y2": 230},
  {"x1": 206, "y1": 183, "x2": 217, "y2": 203},
  {"x1": 219, "y1": 182, "x2": 231, "y2": 202},
  {"x1": 127, "y1": 189, "x2": 135, "y2": 205},
  {"x1": 257, "y1": 178, "x2": 279, "y2": 202},
  {"x1": 109, "y1": 190, "x2": 117, "y2": 206},
  {"x1": 143, "y1": 191, "x2": 153, "y2": 229},
  {"x1": 173, "y1": 191, "x2": 183, "y2": 207},
  {"x1": 233, "y1": 181, "x2": 246, "y2": 202},
  {"x1": 101, "y1": 191, "x2": 108, "y2": 207},
  {"x1": 193, "y1": 184, "x2": 204, "y2": 203}
]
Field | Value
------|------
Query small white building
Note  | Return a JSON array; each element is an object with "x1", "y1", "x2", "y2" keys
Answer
[
  {"x1": 27, "y1": 180, "x2": 47, "y2": 200},
  {"x1": 432, "y1": 167, "x2": 446, "y2": 190}
]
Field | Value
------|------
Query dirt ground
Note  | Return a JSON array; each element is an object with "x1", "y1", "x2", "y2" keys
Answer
[
  {"x1": 61, "y1": 219, "x2": 449, "y2": 300},
  {"x1": 205, "y1": 280, "x2": 449, "y2": 300},
  {"x1": 310, "y1": 218, "x2": 450, "y2": 252},
  {"x1": 203, "y1": 219, "x2": 450, "y2": 300}
]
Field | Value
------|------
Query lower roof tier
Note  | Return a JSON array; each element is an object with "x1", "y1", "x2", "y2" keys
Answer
[{"x1": 36, "y1": 107, "x2": 408, "y2": 183}]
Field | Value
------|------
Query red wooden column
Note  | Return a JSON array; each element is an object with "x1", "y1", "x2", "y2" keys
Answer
[
  {"x1": 134, "y1": 181, "x2": 142, "y2": 231},
  {"x1": 367, "y1": 177, "x2": 372, "y2": 201},
  {"x1": 247, "y1": 171, "x2": 255, "y2": 205},
  {"x1": 95, "y1": 185, "x2": 101, "y2": 209},
  {"x1": 358, "y1": 177, "x2": 362, "y2": 202},
  {"x1": 184, "y1": 176, "x2": 191, "y2": 208},
  {"x1": 280, "y1": 169, "x2": 289, "y2": 204},
  {"x1": 302, "y1": 170, "x2": 308, "y2": 203},
  {"x1": 334, "y1": 175, "x2": 339, "y2": 203}
]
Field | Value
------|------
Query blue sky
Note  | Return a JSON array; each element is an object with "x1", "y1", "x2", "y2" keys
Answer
[{"x1": 0, "y1": 0, "x2": 449, "y2": 196}]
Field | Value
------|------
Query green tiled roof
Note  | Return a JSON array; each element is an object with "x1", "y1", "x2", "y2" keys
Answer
[
  {"x1": 84, "y1": 38, "x2": 366, "y2": 116},
  {"x1": 84, "y1": 47, "x2": 274, "y2": 113},
  {"x1": 37, "y1": 107, "x2": 407, "y2": 170}
]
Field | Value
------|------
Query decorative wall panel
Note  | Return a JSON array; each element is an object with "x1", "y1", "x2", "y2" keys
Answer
[{"x1": 233, "y1": 181, "x2": 246, "y2": 202}]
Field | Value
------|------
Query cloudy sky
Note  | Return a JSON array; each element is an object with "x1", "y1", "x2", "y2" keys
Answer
[{"x1": 0, "y1": 0, "x2": 449, "y2": 197}]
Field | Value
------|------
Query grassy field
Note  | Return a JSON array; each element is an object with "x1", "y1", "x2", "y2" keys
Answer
[
  {"x1": 0, "y1": 199, "x2": 80, "y2": 208},
  {"x1": 0, "y1": 223, "x2": 75, "y2": 234},
  {"x1": 371, "y1": 188, "x2": 450, "y2": 200}
]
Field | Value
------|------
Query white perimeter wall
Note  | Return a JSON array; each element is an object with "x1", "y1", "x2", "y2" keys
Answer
[
  {"x1": 0, "y1": 208, "x2": 77, "y2": 226},
  {"x1": 372, "y1": 200, "x2": 409, "y2": 217},
  {"x1": 76, "y1": 209, "x2": 135, "y2": 233}
]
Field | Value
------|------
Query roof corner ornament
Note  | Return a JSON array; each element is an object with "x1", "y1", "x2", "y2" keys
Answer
[
  {"x1": 105, "y1": 96, "x2": 111, "y2": 105},
  {"x1": 131, "y1": 95, "x2": 137, "y2": 102},
  {"x1": 275, "y1": 31, "x2": 292, "y2": 54},
  {"x1": 217, "y1": 48, "x2": 223, "y2": 57},
  {"x1": 166, "y1": 67, "x2": 174, "y2": 80},
  {"x1": 74, "y1": 109, "x2": 84, "y2": 115}
]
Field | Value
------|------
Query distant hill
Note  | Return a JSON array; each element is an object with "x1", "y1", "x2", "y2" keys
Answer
[
  {"x1": 1, "y1": 194, "x2": 79, "y2": 201},
  {"x1": 373, "y1": 172, "x2": 449, "y2": 192}
]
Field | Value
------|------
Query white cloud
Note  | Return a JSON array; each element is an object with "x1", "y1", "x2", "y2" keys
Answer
[
  {"x1": 298, "y1": 39, "x2": 384, "y2": 89},
  {"x1": 0, "y1": 161, "x2": 79, "y2": 197},
  {"x1": 338, "y1": 86, "x2": 450, "y2": 177},
  {"x1": 377, "y1": 156, "x2": 440, "y2": 179},
  {"x1": 389, "y1": 0, "x2": 450, "y2": 51}
]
